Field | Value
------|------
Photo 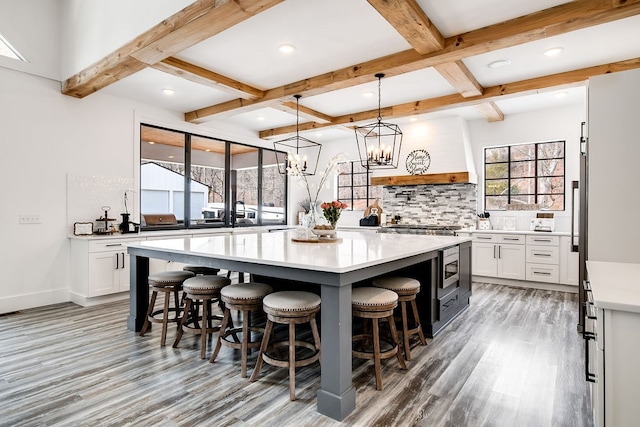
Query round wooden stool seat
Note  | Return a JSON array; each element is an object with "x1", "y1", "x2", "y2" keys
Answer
[
  {"x1": 183, "y1": 265, "x2": 221, "y2": 276},
  {"x1": 140, "y1": 270, "x2": 195, "y2": 346},
  {"x1": 210, "y1": 282, "x2": 273, "y2": 377},
  {"x1": 250, "y1": 291, "x2": 321, "y2": 400},
  {"x1": 372, "y1": 277, "x2": 427, "y2": 361},
  {"x1": 173, "y1": 275, "x2": 231, "y2": 359},
  {"x1": 352, "y1": 287, "x2": 407, "y2": 390}
]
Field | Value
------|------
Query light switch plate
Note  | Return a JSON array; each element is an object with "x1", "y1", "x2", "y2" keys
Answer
[{"x1": 19, "y1": 214, "x2": 41, "y2": 224}]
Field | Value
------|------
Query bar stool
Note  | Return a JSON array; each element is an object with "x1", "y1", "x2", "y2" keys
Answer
[
  {"x1": 139, "y1": 270, "x2": 195, "y2": 346},
  {"x1": 250, "y1": 291, "x2": 321, "y2": 401},
  {"x1": 173, "y1": 275, "x2": 231, "y2": 358},
  {"x1": 372, "y1": 276, "x2": 427, "y2": 361},
  {"x1": 352, "y1": 287, "x2": 407, "y2": 390},
  {"x1": 183, "y1": 265, "x2": 220, "y2": 276},
  {"x1": 210, "y1": 282, "x2": 273, "y2": 377}
]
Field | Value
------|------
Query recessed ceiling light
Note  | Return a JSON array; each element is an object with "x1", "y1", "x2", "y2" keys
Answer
[
  {"x1": 256, "y1": 116, "x2": 265, "y2": 121},
  {"x1": 147, "y1": 141, "x2": 156, "y2": 145},
  {"x1": 279, "y1": 44, "x2": 295, "y2": 54},
  {"x1": 205, "y1": 149, "x2": 211, "y2": 152},
  {"x1": 410, "y1": 115, "x2": 418, "y2": 122},
  {"x1": 554, "y1": 92, "x2": 568, "y2": 99},
  {"x1": 168, "y1": 155, "x2": 175, "y2": 159},
  {"x1": 544, "y1": 47, "x2": 564, "y2": 57},
  {"x1": 315, "y1": 132, "x2": 323, "y2": 137},
  {"x1": 161, "y1": 88, "x2": 175, "y2": 96},
  {"x1": 487, "y1": 59, "x2": 511, "y2": 69},
  {"x1": 363, "y1": 91, "x2": 374, "y2": 98}
]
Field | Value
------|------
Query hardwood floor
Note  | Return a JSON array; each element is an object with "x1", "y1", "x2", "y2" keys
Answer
[{"x1": 0, "y1": 283, "x2": 592, "y2": 427}]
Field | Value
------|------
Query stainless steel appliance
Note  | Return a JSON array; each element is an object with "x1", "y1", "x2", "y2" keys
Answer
[
  {"x1": 379, "y1": 224, "x2": 462, "y2": 236},
  {"x1": 441, "y1": 245, "x2": 460, "y2": 289},
  {"x1": 573, "y1": 121, "x2": 588, "y2": 333}
]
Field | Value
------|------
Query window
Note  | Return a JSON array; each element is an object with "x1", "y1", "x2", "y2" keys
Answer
[
  {"x1": 484, "y1": 141, "x2": 565, "y2": 211},
  {"x1": 337, "y1": 161, "x2": 382, "y2": 210},
  {"x1": 140, "y1": 124, "x2": 287, "y2": 229}
]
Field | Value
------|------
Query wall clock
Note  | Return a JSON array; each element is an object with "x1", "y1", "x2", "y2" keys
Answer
[{"x1": 406, "y1": 149, "x2": 431, "y2": 175}]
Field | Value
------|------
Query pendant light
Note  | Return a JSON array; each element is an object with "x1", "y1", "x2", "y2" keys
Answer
[
  {"x1": 273, "y1": 95, "x2": 322, "y2": 175},
  {"x1": 355, "y1": 73, "x2": 403, "y2": 169}
]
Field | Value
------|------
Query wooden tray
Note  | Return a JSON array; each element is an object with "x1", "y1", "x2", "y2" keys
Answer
[{"x1": 291, "y1": 236, "x2": 343, "y2": 243}]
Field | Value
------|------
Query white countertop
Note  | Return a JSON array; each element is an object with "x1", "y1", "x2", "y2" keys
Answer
[
  {"x1": 68, "y1": 225, "x2": 291, "y2": 240},
  {"x1": 129, "y1": 230, "x2": 471, "y2": 274},
  {"x1": 587, "y1": 260, "x2": 640, "y2": 313}
]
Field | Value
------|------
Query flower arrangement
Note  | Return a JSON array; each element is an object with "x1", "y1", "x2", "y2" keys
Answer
[{"x1": 321, "y1": 200, "x2": 348, "y2": 228}]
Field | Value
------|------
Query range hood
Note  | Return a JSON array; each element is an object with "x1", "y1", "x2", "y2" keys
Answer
[{"x1": 370, "y1": 171, "x2": 477, "y2": 186}]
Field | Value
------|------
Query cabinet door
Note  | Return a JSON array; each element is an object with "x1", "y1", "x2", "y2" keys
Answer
[
  {"x1": 458, "y1": 241, "x2": 472, "y2": 296},
  {"x1": 473, "y1": 242, "x2": 498, "y2": 277},
  {"x1": 88, "y1": 252, "x2": 119, "y2": 297},
  {"x1": 118, "y1": 252, "x2": 130, "y2": 291},
  {"x1": 497, "y1": 244, "x2": 526, "y2": 280},
  {"x1": 559, "y1": 236, "x2": 579, "y2": 285}
]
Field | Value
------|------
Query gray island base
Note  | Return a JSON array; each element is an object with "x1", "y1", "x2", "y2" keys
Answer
[{"x1": 127, "y1": 230, "x2": 471, "y2": 420}]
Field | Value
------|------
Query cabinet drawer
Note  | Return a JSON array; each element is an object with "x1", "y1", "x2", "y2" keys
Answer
[
  {"x1": 526, "y1": 245, "x2": 559, "y2": 264},
  {"x1": 526, "y1": 263, "x2": 559, "y2": 283},
  {"x1": 526, "y1": 235, "x2": 559, "y2": 246},
  {"x1": 89, "y1": 239, "x2": 140, "y2": 253},
  {"x1": 498, "y1": 234, "x2": 525, "y2": 244},
  {"x1": 473, "y1": 234, "x2": 497, "y2": 242}
]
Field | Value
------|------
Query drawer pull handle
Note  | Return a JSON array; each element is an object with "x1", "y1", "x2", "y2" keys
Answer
[
  {"x1": 106, "y1": 243, "x2": 123, "y2": 247},
  {"x1": 503, "y1": 237, "x2": 520, "y2": 241},
  {"x1": 533, "y1": 253, "x2": 552, "y2": 257},
  {"x1": 533, "y1": 239, "x2": 552, "y2": 242},
  {"x1": 477, "y1": 236, "x2": 492, "y2": 240},
  {"x1": 533, "y1": 271, "x2": 551, "y2": 275}
]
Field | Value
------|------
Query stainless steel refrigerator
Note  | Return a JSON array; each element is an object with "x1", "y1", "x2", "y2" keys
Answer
[{"x1": 574, "y1": 122, "x2": 588, "y2": 333}]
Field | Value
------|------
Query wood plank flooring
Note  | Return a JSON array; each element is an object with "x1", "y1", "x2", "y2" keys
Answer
[{"x1": 0, "y1": 283, "x2": 593, "y2": 426}]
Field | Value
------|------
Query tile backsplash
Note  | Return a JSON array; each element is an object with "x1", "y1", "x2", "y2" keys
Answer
[{"x1": 383, "y1": 183, "x2": 477, "y2": 228}]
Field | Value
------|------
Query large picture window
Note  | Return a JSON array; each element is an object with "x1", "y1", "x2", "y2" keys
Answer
[
  {"x1": 484, "y1": 141, "x2": 565, "y2": 211},
  {"x1": 140, "y1": 124, "x2": 287, "y2": 230},
  {"x1": 337, "y1": 161, "x2": 382, "y2": 210}
]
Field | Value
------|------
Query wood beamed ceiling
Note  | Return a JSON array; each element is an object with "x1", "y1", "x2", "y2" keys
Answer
[{"x1": 62, "y1": 0, "x2": 640, "y2": 139}]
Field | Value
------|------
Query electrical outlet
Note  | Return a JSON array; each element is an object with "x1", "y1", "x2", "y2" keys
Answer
[{"x1": 19, "y1": 214, "x2": 41, "y2": 224}]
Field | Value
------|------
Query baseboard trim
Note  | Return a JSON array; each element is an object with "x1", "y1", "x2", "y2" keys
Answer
[
  {"x1": 69, "y1": 291, "x2": 130, "y2": 307},
  {"x1": 0, "y1": 288, "x2": 69, "y2": 314},
  {"x1": 473, "y1": 276, "x2": 578, "y2": 293}
]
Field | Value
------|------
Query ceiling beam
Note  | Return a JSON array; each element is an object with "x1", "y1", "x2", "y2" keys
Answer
[
  {"x1": 189, "y1": 0, "x2": 640, "y2": 122},
  {"x1": 151, "y1": 57, "x2": 265, "y2": 99},
  {"x1": 274, "y1": 101, "x2": 334, "y2": 124},
  {"x1": 366, "y1": 0, "x2": 444, "y2": 54},
  {"x1": 369, "y1": 0, "x2": 501, "y2": 122},
  {"x1": 61, "y1": 0, "x2": 283, "y2": 98},
  {"x1": 258, "y1": 57, "x2": 640, "y2": 138}
]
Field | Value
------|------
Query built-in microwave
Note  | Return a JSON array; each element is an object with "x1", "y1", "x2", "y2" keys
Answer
[{"x1": 441, "y1": 246, "x2": 460, "y2": 289}]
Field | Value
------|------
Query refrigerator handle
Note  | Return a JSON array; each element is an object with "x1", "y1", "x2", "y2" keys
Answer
[{"x1": 571, "y1": 180, "x2": 579, "y2": 252}]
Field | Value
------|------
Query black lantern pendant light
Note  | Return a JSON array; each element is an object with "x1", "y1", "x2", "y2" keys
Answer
[
  {"x1": 273, "y1": 95, "x2": 322, "y2": 175},
  {"x1": 355, "y1": 73, "x2": 403, "y2": 169}
]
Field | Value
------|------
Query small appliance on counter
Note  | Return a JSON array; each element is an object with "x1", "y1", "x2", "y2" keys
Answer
[
  {"x1": 530, "y1": 212, "x2": 555, "y2": 232},
  {"x1": 119, "y1": 213, "x2": 140, "y2": 234}
]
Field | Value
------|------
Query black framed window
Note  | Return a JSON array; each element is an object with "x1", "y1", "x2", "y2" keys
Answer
[
  {"x1": 140, "y1": 124, "x2": 287, "y2": 230},
  {"x1": 337, "y1": 161, "x2": 382, "y2": 210},
  {"x1": 484, "y1": 140, "x2": 565, "y2": 211}
]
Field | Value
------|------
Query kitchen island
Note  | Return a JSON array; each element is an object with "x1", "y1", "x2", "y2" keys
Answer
[{"x1": 126, "y1": 229, "x2": 472, "y2": 421}]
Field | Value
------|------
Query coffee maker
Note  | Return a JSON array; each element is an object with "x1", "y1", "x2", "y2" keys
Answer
[{"x1": 119, "y1": 213, "x2": 139, "y2": 234}]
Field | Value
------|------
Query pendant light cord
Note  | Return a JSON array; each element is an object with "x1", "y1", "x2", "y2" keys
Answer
[{"x1": 377, "y1": 74, "x2": 382, "y2": 122}]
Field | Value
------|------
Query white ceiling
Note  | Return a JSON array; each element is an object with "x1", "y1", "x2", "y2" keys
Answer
[{"x1": 91, "y1": 0, "x2": 640, "y2": 142}]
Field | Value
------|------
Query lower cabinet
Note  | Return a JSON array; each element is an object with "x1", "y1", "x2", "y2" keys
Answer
[
  {"x1": 472, "y1": 234, "x2": 526, "y2": 280},
  {"x1": 70, "y1": 237, "x2": 142, "y2": 303}
]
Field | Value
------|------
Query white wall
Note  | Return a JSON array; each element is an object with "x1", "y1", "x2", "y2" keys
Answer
[{"x1": 467, "y1": 103, "x2": 586, "y2": 232}]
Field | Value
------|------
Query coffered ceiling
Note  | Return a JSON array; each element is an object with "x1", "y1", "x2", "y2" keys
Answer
[{"x1": 62, "y1": 0, "x2": 640, "y2": 143}]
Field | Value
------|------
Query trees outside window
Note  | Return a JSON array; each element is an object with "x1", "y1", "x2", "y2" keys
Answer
[{"x1": 485, "y1": 141, "x2": 565, "y2": 211}]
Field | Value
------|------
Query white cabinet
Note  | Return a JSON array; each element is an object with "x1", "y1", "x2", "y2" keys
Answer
[
  {"x1": 70, "y1": 237, "x2": 142, "y2": 304},
  {"x1": 472, "y1": 233, "x2": 526, "y2": 280},
  {"x1": 525, "y1": 235, "x2": 560, "y2": 283},
  {"x1": 559, "y1": 236, "x2": 579, "y2": 285}
]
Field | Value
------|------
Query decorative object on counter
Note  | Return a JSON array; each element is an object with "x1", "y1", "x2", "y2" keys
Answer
[
  {"x1": 502, "y1": 216, "x2": 516, "y2": 231},
  {"x1": 406, "y1": 149, "x2": 431, "y2": 175},
  {"x1": 95, "y1": 205, "x2": 116, "y2": 234},
  {"x1": 311, "y1": 224, "x2": 337, "y2": 238},
  {"x1": 363, "y1": 198, "x2": 383, "y2": 218},
  {"x1": 478, "y1": 211, "x2": 491, "y2": 230},
  {"x1": 292, "y1": 153, "x2": 347, "y2": 229},
  {"x1": 321, "y1": 200, "x2": 348, "y2": 228},
  {"x1": 73, "y1": 222, "x2": 93, "y2": 236},
  {"x1": 530, "y1": 216, "x2": 555, "y2": 232},
  {"x1": 119, "y1": 213, "x2": 139, "y2": 234},
  {"x1": 274, "y1": 95, "x2": 322, "y2": 176},
  {"x1": 360, "y1": 199, "x2": 380, "y2": 226},
  {"x1": 355, "y1": 73, "x2": 403, "y2": 170}
]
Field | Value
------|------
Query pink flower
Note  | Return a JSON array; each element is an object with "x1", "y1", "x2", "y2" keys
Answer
[
  {"x1": 341, "y1": 202, "x2": 348, "y2": 209},
  {"x1": 320, "y1": 202, "x2": 329, "y2": 209},
  {"x1": 332, "y1": 201, "x2": 341, "y2": 208}
]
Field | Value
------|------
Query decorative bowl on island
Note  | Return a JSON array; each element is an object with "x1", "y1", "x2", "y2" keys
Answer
[{"x1": 311, "y1": 225, "x2": 336, "y2": 238}]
